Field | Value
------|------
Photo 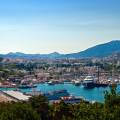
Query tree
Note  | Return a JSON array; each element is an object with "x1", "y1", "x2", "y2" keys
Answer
[
  {"x1": 54, "y1": 101, "x2": 73, "y2": 120},
  {"x1": 0, "y1": 102, "x2": 40, "y2": 120},
  {"x1": 29, "y1": 95, "x2": 50, "y2": 120}
]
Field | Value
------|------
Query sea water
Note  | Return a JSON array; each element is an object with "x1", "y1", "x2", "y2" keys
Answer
[{"x1": 1, "y1": 83, "x2": 120, "y2": 103}]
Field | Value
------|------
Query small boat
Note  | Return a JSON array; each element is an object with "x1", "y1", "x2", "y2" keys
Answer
[
  {"x1": 44, "y1": 90, "x2": 70, "y2": 100},
  {"x1": 63, "y1": 79, "x2": 71, "y2": 83},
  {"x1": 74, "y1": 80, "x2": 81, "y2": 86},
  {"x1": 61, "y1": 96, "x2": 82, "y2": 104},
  {"x1": 18, "y1": 84, "x2": 37, "y2": 89},
  {"x1": 47, "y1": 81, "x2": 55, "y2": 85},
  {"x1": 47, "y1": 80, "x2": 63, "y2": 85}
]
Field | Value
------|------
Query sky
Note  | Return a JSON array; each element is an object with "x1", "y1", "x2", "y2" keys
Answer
[{"x1": 0, "y1": 0, "x2": 120, "y2": 54}]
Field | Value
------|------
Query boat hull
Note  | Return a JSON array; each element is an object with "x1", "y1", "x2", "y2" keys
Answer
[
  {"x1": 83, "y1": 83, "x2": 95, "y2": 89},
  {"x1": 18, "y1": 85, "x2": 37, "y2": 89}
]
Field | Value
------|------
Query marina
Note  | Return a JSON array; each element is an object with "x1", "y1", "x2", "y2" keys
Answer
[
  {"x1": 0, "y1": 0, "x2": 119, "y2": 119},
  {"x1": 0, "y1": 82, "x2": 119, "y2": 103}
]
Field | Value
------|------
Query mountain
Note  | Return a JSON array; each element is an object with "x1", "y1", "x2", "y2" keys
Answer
[
  {"x1": 64, "y1": 40, "x2": 120, "y2": 58},
  {"x1": 6, "y1": 52, "x2": 25, "y2": 57},
  {"x1": 0, "y1": 52, "x2": 62, "y2": 59},
  {"x1": 0, "y1": 40, "x2": 120, "y2": 59}
]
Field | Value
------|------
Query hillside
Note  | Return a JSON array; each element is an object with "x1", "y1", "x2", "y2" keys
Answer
[
  {"x1": 0, "y1": 40, "x2": 120, "y2": 59},
  {"x1": 64, "y1": 40, "x2": 120, "y2": 58}
]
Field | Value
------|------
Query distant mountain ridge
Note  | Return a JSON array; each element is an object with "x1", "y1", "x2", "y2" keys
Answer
[
  {"x1": 0, "y1": 52, "x2": 62, "y2": 59},
  {"x1": 63, "y1": 40, "x2": 120, "y2": 58},
  {"x1": 0, "y1": 40, "x2": 120, "y2": 59}
]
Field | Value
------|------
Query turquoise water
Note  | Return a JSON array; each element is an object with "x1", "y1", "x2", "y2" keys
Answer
[
  {"x1": 1, "y1": 83, "x2": 120, "y2": 103},
  {"x1": 20, "y1": 83, "x2": 110, "y2": 102}
]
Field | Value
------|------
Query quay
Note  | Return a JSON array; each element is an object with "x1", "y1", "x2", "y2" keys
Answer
[{"x1": 0, "y1": 90, "x2": 31, "y2": 102}]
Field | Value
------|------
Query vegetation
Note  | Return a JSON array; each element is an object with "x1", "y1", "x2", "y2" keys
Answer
[
  {"x1": 0, "y1": 86, "x2": 120, "y2": 120},
  {"x1": 0, "y1": 57, "x2": 120, "y2": 119}
]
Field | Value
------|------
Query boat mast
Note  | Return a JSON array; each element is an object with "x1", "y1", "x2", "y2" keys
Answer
[{"x1": 97, "y1": 66, "x2": 100, "y2": 82}]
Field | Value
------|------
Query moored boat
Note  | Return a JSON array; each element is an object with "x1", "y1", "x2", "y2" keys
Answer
[
  {"x1": 47, "y1": 81, "x2": 55, "y2": 85},
  {"x1": 18, "y1": 84, "x2": 37, "y2": 89},
  {"x1": 95, "y1": 83, "x2": 108, "y2": 87},
  {"x1": 61, "y1": 96, "x2": 82, "y2": 104},
  {"x1": 44, "y1": 89, "x2": 70, "y2": 100},
  {"x1": 83, "y1": 76, "x2": 95, "y2": 88},
  {"x1": 73, "y1": 80, "x2": 81, "y2": 86}
]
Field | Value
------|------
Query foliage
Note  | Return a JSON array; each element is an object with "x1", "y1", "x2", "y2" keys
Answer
[
  {"x1": 0, "y1": 102, "x2": 40, "y2": 120},
  {"x1": 0, "y1": 87, "x2": 120, "y2": 120}
]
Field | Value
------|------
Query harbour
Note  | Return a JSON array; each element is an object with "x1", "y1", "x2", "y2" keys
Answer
[
  {"x1": 1, "y1": 82, "x2": 119, "y2": 103},
  {"x1": 0, "y1": 0, "x2": 119, "y2": 119}
]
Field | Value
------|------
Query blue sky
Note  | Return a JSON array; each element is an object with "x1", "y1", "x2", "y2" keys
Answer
[{"x1": 0, "y1": 0, "x2": 120, "y2": 54}]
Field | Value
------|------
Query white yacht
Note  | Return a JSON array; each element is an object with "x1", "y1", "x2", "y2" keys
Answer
[{"x1": 83, "y1": 76, "x2": 95, "y2": 88}]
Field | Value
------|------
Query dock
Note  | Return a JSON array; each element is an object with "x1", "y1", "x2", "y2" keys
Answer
[{"x1": 0, "y1": 90, "x2": 31, "y2": 102}]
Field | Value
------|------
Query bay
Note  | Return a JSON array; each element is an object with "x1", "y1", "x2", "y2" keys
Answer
[{"x1": 1, "y1": 83, "x2": 120, "y2": 103}]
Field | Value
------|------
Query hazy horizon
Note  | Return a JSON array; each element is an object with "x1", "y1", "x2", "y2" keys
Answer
[
  {"x1": 0, "y1": 40, "x2": 119, "y2": 55},
  {"x1": 0, "y1": 0, "x2": 120, "y2": 54}
]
